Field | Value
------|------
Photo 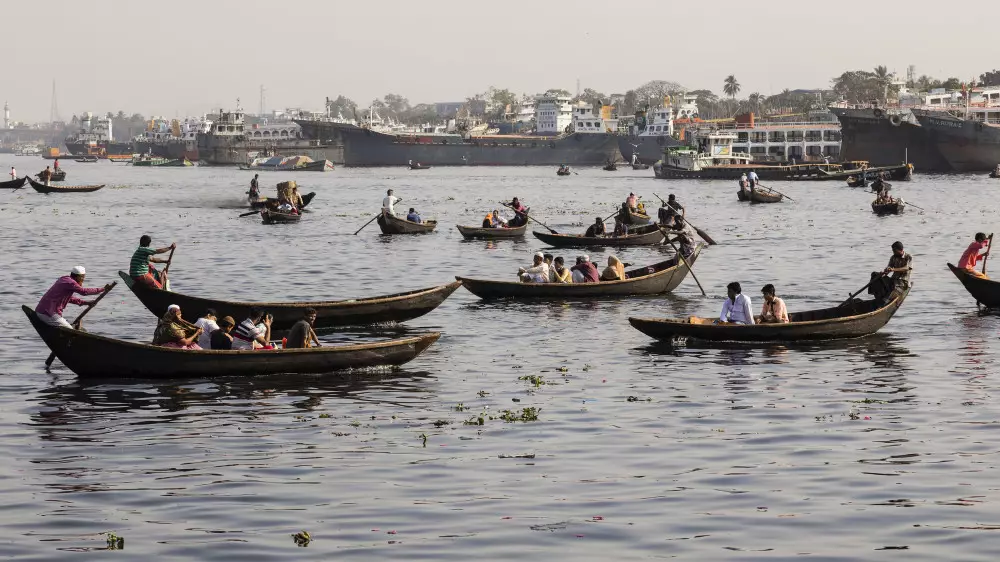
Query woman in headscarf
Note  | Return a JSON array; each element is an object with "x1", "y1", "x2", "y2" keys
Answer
[
  {"x1": 152, "y1": 304, "x2": 203, "y2": 349},
  {"x1": 600, "y1": 255, "x2": 625, "y2": 281}
]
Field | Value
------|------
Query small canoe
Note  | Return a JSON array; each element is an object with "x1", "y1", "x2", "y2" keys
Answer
[
  {"x1": 27, "y1": 177, "x2": 104, "y2": 194},
  {"x1": 737, "y1": 188, "x2": 783, "y2": 203},
  {"x1": 872, "y1": 200, "x2": 904, "y2": 215},
  {"x1": 948, "y1": 263, "x2": 1000, "y2": 309},
  {"x1": 457, "y1": 244, "x2": 702, "y2": 300},
  {"x1": 532, "y1": 223, "x2": 664, "y2": 248},
  {"x1": 0, "y1": 176, "x2": 27, "y2": 190},
  {"x1": 629, "y1": 286, "x2": 909, "y2": 343},
  {"x1": 35, "y1": 170, "x2": 66, "y2": 182},
  {"x1": 377, "y1": 212, "x2": 437, "y2": 234},
  {"x1": 409, "y1": 163, "x2": 431, "y2": 170},
  {"x1": 118, "y1": 271, "x2": 462, "y2": 330},
  {"x1": 556, "y1": 169, "x2": 571, "y2": 176},
  {"x1": 261, "y1": 209, "x2": 301, "y2": 224},
  {"x1": 250, "y1": 191, "x2": 316, "y2": 210},
  {"x1": 75, "y1": 157, "x2": 98, "y2": 163},
  {"x1": 24, "y1": 305, "x2": 440, "y2": 379},
  {"x1": 456, "y1": 223, "x2": 527, "y2": 239}
]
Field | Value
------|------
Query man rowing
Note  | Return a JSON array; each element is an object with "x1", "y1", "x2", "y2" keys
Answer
[
  {"x1": 36, "y1": 266, "x2": 112, "y2": 329},
  {"x1": 9, "y1": 166, "x2": 15, "y2": 180},
  {"x1": 129, "y1": 235, "x2": 176, "y2": 289},
  {"x1": 507, "y1": 197, "x2": 528, "y2": 227},
  {"x1": 38, "y1": 166, "x2": 53, "y2": 186},
  {"x1": 382, "y1": 189, "x2": 401, "y2": 217},
  {"x1": 626, "y1": 192, "x2": 638, "y2": 212},
  {"x1": 717, "y1": 282, "x2": 754, "y2": 325},
  {"x1": 249, "y1": 174, "x2": 261, "y2": 203},
  {"x1": 665, "y1": 220, "x2": 696, "y2": 258},
  {"x1": 663, "y1": 194, "x2": 685, "y2": 224},
  {"x1": 958, "y1": 232, "x2": 990, "y2": 278}
]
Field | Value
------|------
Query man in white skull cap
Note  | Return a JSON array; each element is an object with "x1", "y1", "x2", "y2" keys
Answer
[{"x1": 35, "y1": 266, "x2": 111, "y2": 328}]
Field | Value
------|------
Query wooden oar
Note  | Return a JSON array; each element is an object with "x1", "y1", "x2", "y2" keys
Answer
[
  {"x1": 162, "y1": 247, "x2": 176, "y2": 291},
  {"x1": 664, "y1": 236, "x2": 706, "y2": 296},
  {"x1": 502, "y1": 203, "x2": 556, "y2": 234},
  {"x1": 983, "y1": 233, "x2": 994, "y2": 275},
  {"x1": 757, "y1": 184, "x2": 795, "y2": 202},
  {"x1": 238, "y1": 209, "x2": 260, "y2": 218},
  {"x1": 652, "y1": 193, "x2": 717, "y2": 245},
  {"x1": 838, "y1": 274, "x2": 885, "y2": 307},
  {"x1": 354, "y1": 213, "x2": 381, "y2": 235},
  {"x1": 45, "y1": 281, "x2": 117, "y2": 368},
  {"x1": 904, "y1": 200, "x2": 926, "y2": 211}
]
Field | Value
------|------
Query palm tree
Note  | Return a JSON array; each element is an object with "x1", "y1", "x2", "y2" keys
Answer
[
  {"x1": 723, "y1": 75, "x2": 741, "y2": 100},
  {"x1": 873, "y1": 65, "x2": 892, "y2": 102},
  {"x1": 747, "y1": 92, "x2": 764, "y2": 114}
]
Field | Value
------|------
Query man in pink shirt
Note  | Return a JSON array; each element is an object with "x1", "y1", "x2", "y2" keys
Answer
[
  {"x1": 958, "y1": 232, "x2": 990, "y2": 278},
  {"x1": 759, "y1": 284, "x2": 790, "y2": 323},
  {"x1": 36, "y1": 266, "x2": 111, "y2": 328}
]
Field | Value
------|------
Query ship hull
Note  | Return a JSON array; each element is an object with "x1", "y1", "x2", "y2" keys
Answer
[
  {"x1": 911, "y1": 109, "x2": 1000, "y2": 172},
  {"x1": 617, "y1": 135, "x2": 682, "y2": 165},
  {"x1": 134, "y1": 140, "x2": 199, "y2": 161},
  {"x1": 831, "y1": 107, "x2": 950, "y2": 172},
  {"x1": 294, "y1": 120, "x2": 618, "y2": 167},
  {"x1": 197, "y1": 135, "x2": 343, "y2": 166}
]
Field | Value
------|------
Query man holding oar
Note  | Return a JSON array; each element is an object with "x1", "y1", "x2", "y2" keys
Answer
[
  {"x1": 130, "y1": 235, "x2": 176, "y2": 289},
  {"x1": 36, "y1": 266, "x2": 112, "y2": 329},
  {"x1": 958, "y1": 233, "x2": 991, "y2": 278}
]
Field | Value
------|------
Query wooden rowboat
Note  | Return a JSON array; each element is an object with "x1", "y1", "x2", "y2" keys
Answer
[
  {"x1": 27, "y1": 176, "x2": 104, "y2": 194},
  {"x1": 948, "y1": 263, "x2": 1000, "y2": 309},
  {"x1": 0, "y1": 176, "x2": 27, "y2": 190},
  {"x1": 456, "y1": 223, "x2": 527, "y2": 239},
  {"x1": 24, "y1": 305, "x2": 440, "y2": 379},
  {"x1": 409, "y1": 163, "x2": 431, "y2": 170},
  {"x1": 377, "y1": 212, "x2": 437, "y2": 234},
  {"x1": 619, "y1": 209, "x2": 651, "y2": 226},
  {"x1": 261, "y1": 209, "x2": 301, "y2": 224},
  {"x1": 250, "y1": 191, "x2": 316, "y2": 210},
  {"x1": 629, "y1": 286, "x2": 909, "y2": 343},
  {"x1": 118, "y1": 271, "x2": 462, "y2": 331},
  {"x1": 35, "y1": 170, "x2": 66, "y2": 182},
  {"x1": 456, "y1": 244, "x2": 702, "y2": 300},
  {"x1": 737, "y1": 187, "x2": 783, "y2": 203},
  {"x1": 532, "y1": 223, "x2": 664, "y2": 248},
  {"x1": 556, "y1": 169, "x2": 571, "y2": 176},
  {"x1": 872, "y1": 200, "x2": 904, "y2": 215}
]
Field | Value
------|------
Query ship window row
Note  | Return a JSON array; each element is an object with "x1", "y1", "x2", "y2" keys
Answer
[{"x1": 737, "y1": 130, "x2": 841, "y2": 143}]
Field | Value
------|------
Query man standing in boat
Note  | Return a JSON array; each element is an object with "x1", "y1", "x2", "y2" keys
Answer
[
  {"x1": 249, "y1": 174, "x2": 260, "y2": 202},
  {"x1": 36, "y1": 266, "x2": 112, "y2": 329},
  {"x1": 129, "y1": 235, "x2": 176, "y2": 290},
  {"x1": 9, "y1": 166, "x2": 15, "y2": 181},
  {"x1": 382, "y1": 189, "x2": 401, "y2": 217},
  {"x1": 957, "y1": 233, "x2": 990, "y2": 278},
  {"x1": 747, "y1": 169, "x2": 759, "y2": 191},
  {"x1": 38, "y1": 166, "x2": 53, "y2": 186}
]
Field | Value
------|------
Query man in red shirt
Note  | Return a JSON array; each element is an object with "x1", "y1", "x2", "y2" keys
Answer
[{"x1": 958, "y1": 232, "x2": 990, "y2": 278}]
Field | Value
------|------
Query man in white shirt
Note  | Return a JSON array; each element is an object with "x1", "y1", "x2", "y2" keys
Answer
[
  {"x1": 194, "y1": 308, "x2": 220, "y2": 349},
  {"x1": 518, "y1": 252, "x2": 550, "y2": 283},
  {"x1": 9, "y1": 167, "x2": 15, "y2": 180},
  {"x1": 717, "y1": 281, "x2": 755, "y2": 325},
  {"x1": 747, "y1": 170, "x2": 759, "y2": 189},
  {"x1": 382, "y1": 189, "x2": 401, "y2": 216}
]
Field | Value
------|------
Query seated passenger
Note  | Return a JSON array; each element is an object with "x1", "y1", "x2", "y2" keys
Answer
[
  {"x1": 518, "y1": 252, "x2": 550, "y2": 283},
  {"x1": 152, "y1": 304, "x2": 203, "y2": 349},
  {"x1": 232, "y1": 307, "x2": 274, "y2": 350},
  {"x1": 613, "y1": 220, "x2": 629, "y2": 237},
  {"x1": 406, "y1": 207, "x2": 422, "y2": 223},
  {"x1": 482, "y1": 211, "x2": 494, "y2": 228},
  {"x1": 758, "y1": 283, "x2": 789, "y2": 323},
  {"x1": 492, "y1": 209, "x2": 507, "y2": 228},
  {"x1": 285, "y1": 308, "x2": 321, "y2": 349},
  {"x1": 544, "y1": 253, "x2": 556, "y2": 282},
  {"x1": 571, "y1": 255, "x2": 599, "y2": 283},
  {"x1": 211, "y1": 316, "x2": 236, "y2": 350},
  {"x1": 584, "y1": 217, "x2": 606, "y2": 238},
  {"x1": 552, "y1": 256, "x2": 572, "y2": 283},
  {"x1": 600, "y1": 255, "x2": 625, "y2": 281},
  {"x1": 194, "y1": 308, "x2": 220, "y2": 349},
  {"x1": 717, "y1": 282, "x2": 755, "y2": 325}
]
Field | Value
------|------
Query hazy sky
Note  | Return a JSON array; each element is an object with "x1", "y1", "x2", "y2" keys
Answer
[{"x1": 7, "y1": 0, "x2": 1000, "y2": 122}]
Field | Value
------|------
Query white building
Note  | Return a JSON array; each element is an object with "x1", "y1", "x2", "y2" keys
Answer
[
  {"x1": 571, "y1": 102, "x2": 617, "y2": 134},
  {"x1": 534, "y1": 94, "x2": 572, "y2": 134}
]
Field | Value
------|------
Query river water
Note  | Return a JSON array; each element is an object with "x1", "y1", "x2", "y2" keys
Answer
[{"x1": 0, "y1": 157, "x2": 998, "y2": 560}]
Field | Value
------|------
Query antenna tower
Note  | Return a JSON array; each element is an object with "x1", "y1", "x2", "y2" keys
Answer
[
  {"x1": 576, "y1": 78, "x2": 581, "y2": 98},
  {"x1": 50, "y1": 80, "x2": 62, "y2": 123},
  {"x1": 259, "y1": 85, "x2": 266, "y2": 117}
]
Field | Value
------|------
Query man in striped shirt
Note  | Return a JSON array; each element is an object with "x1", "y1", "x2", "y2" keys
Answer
[
  {"x1": 129, "y1": 235, "x2": 175, "y2": 289},
  {"x1": 232, "y1": 307, "x2": 274, "y2": 350}
]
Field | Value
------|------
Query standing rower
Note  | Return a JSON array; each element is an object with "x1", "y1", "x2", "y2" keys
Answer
[
  {"x1": 958, "y1": 232, "x2": 990, "y2": 278},
  {"x1": 249, "y1": 174, "x2": 260, "y2": 202},
  {"x1": 35, "y1": 266, "x2": 112, "y2": 328},
  {"x1": 382, "y1": 189, "x2": 401, "y2": 217},
  {"x1": 9, "y1": 166, "x2": 15, "y2": 180},
  {"x1": 129, "y1": 235, "x2": 176, "y2": 289}
]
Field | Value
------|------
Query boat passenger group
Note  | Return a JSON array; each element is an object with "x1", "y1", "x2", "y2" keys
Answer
[{"x1": 34, "y1": 235, "x2": 323, "y2": 351}]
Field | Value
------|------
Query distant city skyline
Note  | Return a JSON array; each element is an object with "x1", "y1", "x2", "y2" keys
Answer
[{"x1": 5, "y1": 0, "x2": 1000, "y2": 123}]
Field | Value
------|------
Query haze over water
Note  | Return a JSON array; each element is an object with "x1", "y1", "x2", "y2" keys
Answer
[{"x1": 1, "y1": 159, "x2": 999, "y2": 559}]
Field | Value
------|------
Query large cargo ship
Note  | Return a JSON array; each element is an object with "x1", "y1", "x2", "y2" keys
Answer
[
  {"x1": 910, "y1": 107, "x2": 1000, "y2": 172},
  {"x1": 132, "y1": 117, "x2": 208, "y2": 161},
  {"x1": 830, "y1": 105, "x2": 950, "y2": 172},
  {"x1": 64, "y1": 112, "x2": 131, "y2": 156},
  {"x1": 617, "y1": 95, "x2": 697, "y2": 165},
  {"x1": 197, "y1": 109, "x2": 342, "y2": 166}
]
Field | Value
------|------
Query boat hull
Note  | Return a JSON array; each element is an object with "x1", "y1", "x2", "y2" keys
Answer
[
  {"x1": 871, "y1": 201, "x2": 904, "y2": 215},
  {"x1": 24, "y1": 306, "x2": 439, "y2": 379},
  {"x1": 261, "y1": 210, "x2": 301, "y2": 224},
  {"x1": 911, "y1": 109, "x2": 1000, "y2": 172},
  {"x1": 629, "y1": 288, "x2": 908, "y2": 342},
  {"x1": 456, "y1": 246, "x2": 701, "y2": 300},
  {"x1": 531, "y1": 224, "x2": 664, "y2": 248},
  {"x1": 617, "y1": 135, "x2": 683, "y2": 166},
  {"x1": 948, "y1": 263, "x2": 1000, "y2": 308},
  {"x1": 654, "y1": 161, "x2": 911, "y2": 181},
  {"x1": 0, "y1": 176, "x2": 27, "y2": 190},
  {"x1": 118, "y1": 272, "x2": 462, "y2": 330},
  {"x1": 737, "y1": 188, "x2": 783, "y2": 203},
  {"x1": 27, "y1": 177, "x2": 103, "y2": 193},
  {"x1": 294, "y1": 120, "x2": 619, "y2": 167},
  {"x1": 65, "y1": 141, "x2": 132, "y2": 157},
  {"x1": 377, "y1": 213, "x2": 437, "y2": 234},
  {"x1": 830, "y1": 106, "x2": 951, "y2": 172},
  {"x1": 456, "y1": 224, "x2": 527, "y2": 239}
]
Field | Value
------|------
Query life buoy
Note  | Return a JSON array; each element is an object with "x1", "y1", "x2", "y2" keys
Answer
[
  {"x1": 889, "y1": 114, "x2": 901, "y2": 126},
  {"x1": 656, "y1": 136, "x2": 665, "y2": 146},
  {"x1": 873, "y1": 108, "x2": 884, "y2": 119}
]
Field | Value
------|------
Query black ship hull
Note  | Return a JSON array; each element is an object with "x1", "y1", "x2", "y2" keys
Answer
[
  {"x1": 65, "y1": 141, "x2": 132, "y2": 156},
  {"x1": 911, "y1": 109, "x2": 1000, "y2": 172},
  {"x1": 653, "y1": 162, "x2": 912, "y2": 181},
  {"x1": 294, "y1": 120, "x2": 618, "y2": 167},
  {"x1": 197, "y1": 135, "x2": 342, "y2": 166},
  {"x1": 133, "y1": 140, "x2": 199, "y2": 162},
  {"x1": 617, "y1": 135, "x2": 682, "y2": 165},
  {"x1": 830, "y1": 107, "x2": 950, "y2": 172}
]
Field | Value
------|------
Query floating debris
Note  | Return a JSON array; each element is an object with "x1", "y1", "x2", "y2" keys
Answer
[{"x1": 291, "y1": 530, "x2": 311, "y2": 547}]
